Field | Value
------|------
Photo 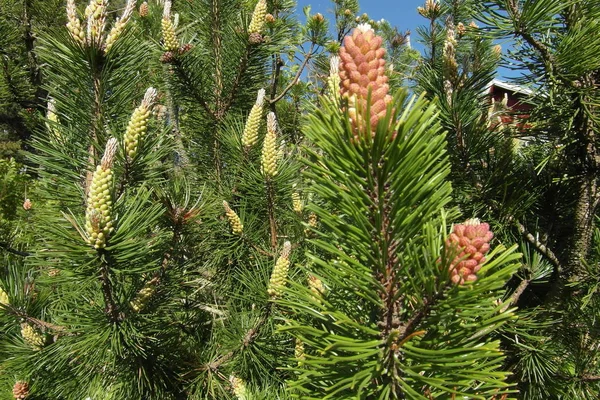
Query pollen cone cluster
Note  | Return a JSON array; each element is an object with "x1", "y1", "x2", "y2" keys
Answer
[
  {"x1": 292, "y1": 192, "x2": 303, "y2": 213},
  {"x1": 229, "y1": 375, "x2": 248, "y2": 400},
  {"x1": 446, "y1": 219, "x2": 493, "y2": 284},
  {"x1": 308, "y1": 274, "x2": 325, "y2": 299},
  {"x1": 66, "y1": 0, "x2": 85, "y2": 43},
  {"x1": 223, "y1": 201, "x2": 243, "y2": 235},
  {"x1": 105, "y1": 0, "x2": 136, "y2": 51},
  {"x1": 327, "y1": 56, "x2": 341, "y2": 102},
  {"x1": 305, "y1": 212, "x2": 317, "y2": 235},
  {"x1": 295, "y1": 338, "x2": 305, "y2": 364},
  {"x1": 0, "y1": 287, "x2": 8, "y2": 305},
  {"x1": 124, "y1": 88, "x2": 157, "y2": 160},
  {"x1": 417, "y1": 0, "x2": 441, "y2": 19},
  {"x1": 242, "y1": 89, "x2": 265, "y2": 148},
  {"x1": 85, "y1": 138, "x2": 118, "y2": 249},
  {"x1": 267, "y1": 241, "x2": 292, "y2": 298},
  {"x1": 21, "y1": 323, "x2": 45, "y2": 350},
  {"x1": 248, "y1": 0, "x2": 267, "y2": 34},
  {"x1": 46, "y1": 98, "x2": 62, "y2": 142},
  {"x1": 339, "y1": 23, "x2": 392, "y2": 138},
  {"x1": 130, "y1": 279, "x2": 157, "y2": 312},
  {"x1": 162, "y1": 1, "x2": 179, "y2": 52},
  {"x1": 442, "y1": 23, "x2": 458, "y2": 82},
  {"x1": 85, "y1": 0, "x2": 108, "y2": 47},
  {"x1": 261, "y1": 112, "x2": 278, "y2": 178}
]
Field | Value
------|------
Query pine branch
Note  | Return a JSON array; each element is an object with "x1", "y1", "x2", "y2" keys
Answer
[
  {"x1": 219, "y1": 45, "x2": 250, "y2": 118},
  {"x1": 6, "y1": 306, "x2": 68, "y2": 334},
  {"x1": 85, "y1": 67, "x2": 103, "y2": 197},
  {"x1": 266, "y1": 181, "x2": 277, "y2": 250},
  {"x1": 0, "y1": 242, "x2": 30, "y2": 257},
  {"x1": 516, "y1": 222, "x2": 561, "y2": 270},
  {"x1": 397, "y1": 289, "x2": 444, "y2": 345},
  {"x1": 211, "y1": 0, "x2": 223, "y2": 113},
  {"x1": 242, "y1": 235, "x2": 274, "y2": 257},
  {"x1": 99, "y1": 252, "x2": 121, "y2": 322},
  {"x1": 172, "y1": 62, "x2": 217, "y2": 120},
  {"x1": 205, "y1": 303, "x2": 273, "y2": 371}
]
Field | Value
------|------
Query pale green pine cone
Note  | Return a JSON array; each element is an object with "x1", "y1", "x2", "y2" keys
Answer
[{"x1": 130, "y1": 281, "x2": 156, "y2": 312}]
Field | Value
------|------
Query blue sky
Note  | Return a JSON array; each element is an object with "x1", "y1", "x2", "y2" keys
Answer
[
  {"x1": 297, "y1": 0, "x2": 425, "y2": 50},
  {"x1": 295, "y1": 0, "x2": 520, "y2": 79}
]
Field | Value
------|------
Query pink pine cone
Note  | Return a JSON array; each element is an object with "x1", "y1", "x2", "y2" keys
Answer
[
  {"x1": 339, "y1": 24, "x2": 392, "y2": 138},
  {"x1": 446, "y1": 219, "x2": 493, "y2": 284}
]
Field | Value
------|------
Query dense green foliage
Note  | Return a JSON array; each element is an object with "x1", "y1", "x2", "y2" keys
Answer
[{"x1": 0, "y1": 0, "x2": 599, "y2": 399}]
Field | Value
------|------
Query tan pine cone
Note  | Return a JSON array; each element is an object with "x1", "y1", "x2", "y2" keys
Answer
[
  {"x1": 139, "y1": 2, "x2": 149, "y2": 18},
  {"x1": 160, "y1": 51, "x2": 175, "y2": 63},
  {"x1": 249, "y1": 32, "x2": 264, "y2": 44},
  {"x1": 179, "y1": 43, "x2": 193, "y2": 55},
  {"x1": 445, "y1": 219, "x2": 493, "y2": 284},
  {"x1": 22, "y1": 198, "x2": 32, "y2": 210},
  {"x1": 12, "y1": 381, "x2": 30, "y2": 399}
]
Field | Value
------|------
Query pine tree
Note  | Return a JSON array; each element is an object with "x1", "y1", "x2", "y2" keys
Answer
[
  {"x1": 474, "y1": 0, "x2": 600, "y2": 398},
  {"x1": 0, "y1": 0, "x2": 329, "y2": 398},
  {"x1": 279, "y1": 23, "x2": 521, "y2": 399}
]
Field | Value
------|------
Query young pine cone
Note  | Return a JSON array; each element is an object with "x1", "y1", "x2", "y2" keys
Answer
[
  {"x1": 160, "y1": 51, "x2": 175, "y2": 63},
  {"x1": 446, "y1": 219, "x2": 493, "y2": 284},
  {"x1": 339, "y1": 24, "x2": 392, "y2": 138},
  {"x1": 139, "y1": 1, "x2": 149, "y2": 17}
]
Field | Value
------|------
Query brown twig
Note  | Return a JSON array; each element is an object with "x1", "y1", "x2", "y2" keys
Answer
[
  {"x1": 204, "y1": 303, "x2": 273, "y2": 371},
  {"x1": 270, "y1": 42, "x2": 315, "y2": 105},
  {"x1": 265, "y1": 180, "x2": 278, "y2": 250},
  {"x1": 99, "y1": 252, "x2": 121, "y2": 322},
  {"x1": 0, "y1": 242, "x2": 30, "y2": 257},
  {"x1": 219, "y1": 45, "x2": 250, "y2": 118},
  {"x1": 500, "y1": 278, "x2": 530, "y2": 313},
  {"x1": 8, "y1": 307, "x2": 68, "y2": 334}
]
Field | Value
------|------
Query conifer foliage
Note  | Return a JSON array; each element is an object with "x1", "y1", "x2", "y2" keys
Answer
[
  {"x1": 280, "y1": 24, "x2": 520, "y2": 399},
  {"x1": 4, "y1": 0, "x2": 587, "y2": 398}
]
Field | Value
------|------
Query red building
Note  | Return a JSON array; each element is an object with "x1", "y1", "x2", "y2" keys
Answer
[{"x1": 486, "y1": 79, "x2": 533, "y2": 127}]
